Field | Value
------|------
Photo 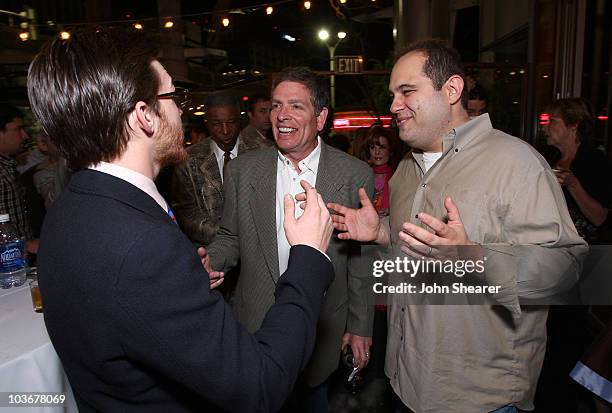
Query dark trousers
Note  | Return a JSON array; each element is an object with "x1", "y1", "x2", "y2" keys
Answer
[{"x1": 280, "y1": 378, "x2": 329, "y2": 413}]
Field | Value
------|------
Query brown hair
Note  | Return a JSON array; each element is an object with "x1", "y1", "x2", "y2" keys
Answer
[
  {"x1": 396, "y1": 39, "x2": 468, "y2": 109},
  {"x1": 271, "y1": 67, "x2": 329, "y2": 115},
  {"x1": 358, "y1": 126, "x2": 403, "y2": 169},
  {"x1": 544, "y1": 98, "x2": 594, "y2": 143},
  {"x1": 0, "y1": 105, "x2": 24, "y2": 131},
  {"x1": 27, "y1": 28, "x2": 160, "y2": 170}
]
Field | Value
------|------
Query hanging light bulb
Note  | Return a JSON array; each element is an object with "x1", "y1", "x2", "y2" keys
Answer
[
  {"x1": 340, "y1": 0, "x2": 347, "y2": 3},
  {"x1": 266, "y1": 6, "x2": 273, "y2": 15},
  {"x1": 133, "y1": 22, "x2": 143, "y2": 30},
  {"x1": 19, "y1": 31, "x2": 29, "y2": 41},
  {"x1": 163, "y1": 21, "x2": 174, "y2": 29},
  {"x1": 304, "y1": 1, "x2": 311, "y2": 10},
  {"x1": 222, "y1": 17, "x2": 230, "y2": 27},
  {"x1": 59, "y1": 31, "x2": 71, "y2": 40}
]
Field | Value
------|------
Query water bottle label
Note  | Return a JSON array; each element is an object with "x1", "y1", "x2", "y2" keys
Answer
[{"x1": 0, "y1": 240, "x2": 26, "y2": 272}]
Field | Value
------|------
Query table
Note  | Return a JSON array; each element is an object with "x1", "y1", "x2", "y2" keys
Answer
[{"x1": 0, "y1": 284, "x2": 77, "y2": 412}]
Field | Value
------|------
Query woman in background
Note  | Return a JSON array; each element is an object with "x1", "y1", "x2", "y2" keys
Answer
[
  {"x1": 543, "y1": 98, "x2": 611, "y2": 243},
  {"x1": 537, "y1": 97, "x2": 612, "y2": 412},
  {"x1": 358, "y1": 126, "x2": 403, "y2": 216}
]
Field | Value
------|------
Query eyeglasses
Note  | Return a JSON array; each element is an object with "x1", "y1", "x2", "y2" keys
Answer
[{"x1": 157, "y1": 87, "x2": 189, "y2": 109}]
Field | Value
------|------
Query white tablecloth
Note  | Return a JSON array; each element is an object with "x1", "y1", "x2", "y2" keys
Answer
[{"x1": 0, "y1": 284, "x2": 77, "y2": 412}]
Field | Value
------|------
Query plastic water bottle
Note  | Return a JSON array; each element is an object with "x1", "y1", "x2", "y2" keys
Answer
[{"x1": 0, "y1": 214, "x2": 27, "y2": 289}]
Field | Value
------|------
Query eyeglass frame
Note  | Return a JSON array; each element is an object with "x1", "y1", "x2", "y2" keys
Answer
[{"x1": 157, "y1": 86, "x2": 189, "y2": 109}]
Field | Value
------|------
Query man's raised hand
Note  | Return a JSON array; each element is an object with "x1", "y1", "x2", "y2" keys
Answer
[
  {"x1": 283, "y1": 180, "x2": 333, "y2": 252},
  {"x1": 327, "y1": 188, "x2": 389, "y2": 245}
]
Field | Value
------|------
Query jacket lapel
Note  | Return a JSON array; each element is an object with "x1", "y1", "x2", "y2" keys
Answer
[
  {"x1": 315, "y1": 142, "x2": 345, "y2": 203},
  {"x1": 198, "y1": 148, "x2": 223, "y2": 194},
  {"x1": 249, "y1": 148, "x2": 280, "y2": 282}
]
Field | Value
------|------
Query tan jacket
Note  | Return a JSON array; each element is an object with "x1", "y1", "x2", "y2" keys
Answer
[
  {"x1": 239, "y1": 124, "x2": 273, "y2": 148},
  {"x1": 385, "y1": 114, "x2": 587, "y2": 412},
  {"x1": 171, "y1": 137, "x2": 262, "y2": 246}
]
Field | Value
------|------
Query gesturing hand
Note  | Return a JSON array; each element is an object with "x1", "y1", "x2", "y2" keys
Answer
[
  {"x1": 327, "y1": 188, "x2": 388, "y2": 245},
  {"x1": 283, "y1": 180, "x2": 334, "y2": 252},
  {"x1": 399, "y1": 197, "x2": 475, "y2": 259},
  {"x1": 197, "y1": 247, "x2": 225, "y2": 290}
]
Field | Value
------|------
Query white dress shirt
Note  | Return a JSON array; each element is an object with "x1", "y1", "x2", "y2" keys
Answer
[
  {"x1": 88, "y1": 162, "x2": 168, "y2": 213},
  {"x1": 210, "y1": 137, "x2": 241, "y2": 183},
  {"x1": 275, "y1": 138, "x2": 322, "y2": 276}
]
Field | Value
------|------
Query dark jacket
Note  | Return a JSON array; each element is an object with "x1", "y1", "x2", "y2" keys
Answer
[{"x1": 38, "y1": 169, "x2": 333, "y2": 412}]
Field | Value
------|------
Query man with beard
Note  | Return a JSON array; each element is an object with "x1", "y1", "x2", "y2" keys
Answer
[
  {"x1": 28, "y1": 28, "x2": 336, "y2": 412},
  {"x1": 327, "y1": 40, "x2": 587, "y2": 412}
]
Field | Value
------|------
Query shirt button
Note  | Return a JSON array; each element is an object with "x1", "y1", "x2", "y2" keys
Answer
[
  {"x1": 422, "y1": 183, "x2": 427, "y2": 188},
  {"x1": 454, "y1": 148, "x2": 459, "y2": 152},
  {"x1": 401, "y1": 307, "x2": 405, "y2": 312},
  {"x1": 400, "y1": 336, "x2": 403, "y2": 341}
]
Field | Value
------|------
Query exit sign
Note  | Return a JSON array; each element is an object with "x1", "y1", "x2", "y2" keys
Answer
[{"x1": 335, "y1": 56, "x2": 364, "y2": 74}]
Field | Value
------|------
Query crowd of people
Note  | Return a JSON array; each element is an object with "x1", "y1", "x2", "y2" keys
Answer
[{"x1": 1, "y1": 26, "x2": 610, "y2": 413}]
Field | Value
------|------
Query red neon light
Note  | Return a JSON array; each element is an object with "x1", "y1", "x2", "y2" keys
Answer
[
  {"x1": 333, "y1": 119, "x2": 350, "y2": 127},
  {"x1": 597, "y1": 115, "x2": 608, "y2": 121},
  {"x1": 339, "y1": 116, "x2": 393, "y2": 121},
  {"x1": 333, "y1": 115, "x2": 393, "y2": 130},
  {"x1": 539, "y1": 112, "x2": 550, "y2": 126},
  {"x1": 333, "y1": 124, "x2": 392, "y2": 129}
]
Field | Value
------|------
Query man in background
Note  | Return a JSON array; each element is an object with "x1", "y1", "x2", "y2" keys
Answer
[
  {"x1": 172, "y1": 93, "x2": 262, "y2": 245},
  {"x1": 240, "y1": 93, "x2": 273, "y2": 147},
  {"x1": 0, "y1": 105, "x2": 38, "y2": 253}
]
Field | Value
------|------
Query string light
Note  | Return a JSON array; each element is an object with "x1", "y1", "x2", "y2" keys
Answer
[
  {"x1": 11, "y1": 1, "x2": 316, "y2": 36},
  {"x1": 19, "y1": 31, "x2": 29, "y2": 41}
]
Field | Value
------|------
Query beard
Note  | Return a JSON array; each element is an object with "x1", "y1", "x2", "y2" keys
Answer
[{"x1": 155, "y1": 114, "x2": 187, "y2": 167}]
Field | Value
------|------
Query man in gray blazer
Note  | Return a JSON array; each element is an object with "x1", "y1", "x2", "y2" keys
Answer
[
  {"x1": 206, "y1": 67, "x2": 375, "y2": 410},
  {"x1": 172, "y1": 93, "x2": 263, "y2": 246}
]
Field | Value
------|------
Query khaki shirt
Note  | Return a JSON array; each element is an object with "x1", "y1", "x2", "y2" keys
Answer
[{"x1": 385, "y1": 114, "x2": 587, "y2": 412}]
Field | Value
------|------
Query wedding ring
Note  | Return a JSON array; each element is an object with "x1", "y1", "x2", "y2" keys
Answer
[{"x1": 426, "y1": 246, "x2": 433, "y2": 255}]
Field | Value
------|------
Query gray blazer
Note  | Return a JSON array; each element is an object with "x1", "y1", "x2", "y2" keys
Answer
[{"x1": 207, "y1": 142, "x2": 375, "y2": 386}]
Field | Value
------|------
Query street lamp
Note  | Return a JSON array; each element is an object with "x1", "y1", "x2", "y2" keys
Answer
[{"x1": 318, "y1": 29, "x2": 347, "y2": 109}]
